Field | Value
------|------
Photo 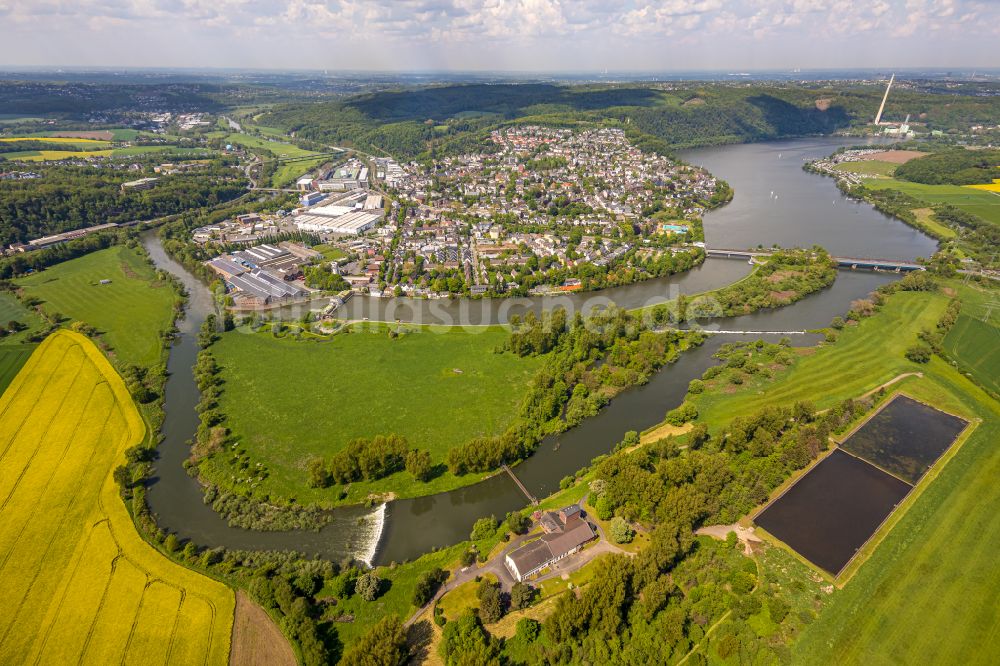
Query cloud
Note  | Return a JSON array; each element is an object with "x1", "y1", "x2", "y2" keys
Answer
[{"x1": 0, "y1": 0, "x2": 997, "y2": 68}]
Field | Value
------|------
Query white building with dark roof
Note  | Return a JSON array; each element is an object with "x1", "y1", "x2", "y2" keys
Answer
[{"x1": 504, "y1": 506, "x2": 596, "y2": 582}]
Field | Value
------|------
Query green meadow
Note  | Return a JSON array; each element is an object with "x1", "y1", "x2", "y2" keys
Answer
[
  {"x1": 865, "y1": 178, "x2": 1000, "y2": 226},
  {"x1": 205, "y1": 324, "x2": 543, "y2": 504},
  {"x1": 15, "y1": 246, "x2": 177, "y2": 368}
]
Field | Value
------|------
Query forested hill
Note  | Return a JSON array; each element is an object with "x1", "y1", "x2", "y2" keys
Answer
[{"x1": 257, "y1": 82, "x2": 1000, "y2": 160}]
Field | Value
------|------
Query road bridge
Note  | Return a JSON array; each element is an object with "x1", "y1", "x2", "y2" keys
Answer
[{"x1": 706, "y1": 248, "x2": 924, "y2": 272}]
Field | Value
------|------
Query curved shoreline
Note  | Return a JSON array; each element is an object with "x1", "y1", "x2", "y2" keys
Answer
[{"x1": 143, "y1": 137, "x2": 937, "y2": 567}]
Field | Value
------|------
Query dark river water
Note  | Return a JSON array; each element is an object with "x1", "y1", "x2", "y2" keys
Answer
[{"x1": 143, "y1": 138, "x2": 935, "y2": 566}]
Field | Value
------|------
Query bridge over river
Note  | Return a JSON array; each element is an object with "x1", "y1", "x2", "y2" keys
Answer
[{"x1": 706, "y1": 248, "x2": 925, "y2": 272}]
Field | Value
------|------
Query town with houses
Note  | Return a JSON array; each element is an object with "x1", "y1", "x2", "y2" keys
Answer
[{"x1": 199, "y1": 126, "x2": 724, "y2": 307}]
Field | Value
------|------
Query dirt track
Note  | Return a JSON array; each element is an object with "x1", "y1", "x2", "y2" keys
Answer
[{"x1": 230, "y1": 591, "x2": 296, "y2": 666}]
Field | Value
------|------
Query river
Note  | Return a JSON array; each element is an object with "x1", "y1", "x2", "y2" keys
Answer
[{"x1": 143, "y1": 137, "x2": 934, "y2": 566}]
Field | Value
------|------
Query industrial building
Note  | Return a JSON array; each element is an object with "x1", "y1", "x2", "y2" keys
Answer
[
  {"x1": 294, "y1": 210, "x2": 380, "y2": 235},
  {"x1": 206, "y1": 243, "x2": 313, "y2": 306}
]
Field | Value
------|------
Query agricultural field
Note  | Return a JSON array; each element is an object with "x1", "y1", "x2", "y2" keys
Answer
[
  {"x1": 204, "y1": 324, "x2": 543, "y2": 504},
  {"x1": 865, "y1": 178, "x2": 1000, "y2": 226},
  {"x1": 16, "y1": 246, "x2": 177, "y2": 368},
  {"x1": 0, "y1": 330, "x2": 234, "y2": 665},
  {"x1": 964, "y1": 178, "x2": 1000, "y2": 192},
  {"x1": 943, "y1": 283, "x2": 1000, "y2": 395},
  {"x1": 0, "y1": 292, "x2": 46, "y2": 394},
  {"x1": 0, "y1": 344, "x2": 36, "y2": 396}
]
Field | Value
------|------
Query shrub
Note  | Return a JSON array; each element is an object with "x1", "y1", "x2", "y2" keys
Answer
[
  {"x1": 609, "y1": 516, "x2": 635, "y2": 544},
  {"x1": 470, "y1": 515, "x2": 499, "y2": 541},
  {"x1": 505, "y1": 511, "x2": 531, "y2": 535},
  {"x1": 477, "y1": 579, "x2": 504, "y2": 623},
  {"x1": 306, "y1": 457, "x2": 331, "y2": 488},
  {"x1": 413, "y1": 567, "x2": 449, "y2": 606},
  {"x1": 687, "y1": 379, "x2": 705, "y2": 394},
  {"x1": 356, "y1": 572, "x2": 381, "y2": 601},
  {"x1": 405, "y1": 448, "x2": 434, "y2": 482},
  {"x1": 510, "y1": 582, "x2": 536, "y2": 610},
  {"x1": 905, "y1": 343, "x2": 932, "y2": 363},
  {"x1": 514, "y1": 617, "x2": 540, "y2": 643}
]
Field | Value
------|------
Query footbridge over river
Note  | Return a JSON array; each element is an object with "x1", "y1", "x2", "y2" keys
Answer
[{"x1": 706, "y1": 248, "x2": 925, "y2": 272}]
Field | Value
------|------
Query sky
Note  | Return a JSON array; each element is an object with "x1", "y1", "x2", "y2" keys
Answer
[{"x1": 0, "y1": 0, "x2": 998, "y2": 72}]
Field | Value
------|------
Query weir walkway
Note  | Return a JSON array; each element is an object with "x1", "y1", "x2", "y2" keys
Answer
[
  {"x1": 501, "y1": 463, "x2": 538, "y2": 505},
  {"x1": 706, "y1": 248, "x2": 925, "y2": 272}
]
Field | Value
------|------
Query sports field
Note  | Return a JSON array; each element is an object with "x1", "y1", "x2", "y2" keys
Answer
[
  {"x1": 16, "y1": 246, "x2": 177, "y2": 368},
  {"x1": 0, "y1": 331, "x2": 233, "y2": 665},
  {"x1": 205, "y1": 325, "x2": 543, "y2": 504},
  {"x1": 865, "y1": 178, "x2": 1000, "y2": 226}
]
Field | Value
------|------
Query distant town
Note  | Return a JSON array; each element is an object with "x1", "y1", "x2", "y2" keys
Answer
[{"x1": 200, "y1": 126, "x2": 724, "y2": 305}]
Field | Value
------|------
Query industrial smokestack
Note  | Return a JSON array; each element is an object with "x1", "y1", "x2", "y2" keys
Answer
[{"x1": 874, "y1": 74, "x2": 894, "y2": 125}]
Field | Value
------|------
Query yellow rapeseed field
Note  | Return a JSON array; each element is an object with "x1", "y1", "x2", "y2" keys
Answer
[
  {"x1": 0, "y1": 330, "x2": 234, "y2": 665},
  {"x1": 963, "y1": 178, "x2": 1000, "y2": 192}
]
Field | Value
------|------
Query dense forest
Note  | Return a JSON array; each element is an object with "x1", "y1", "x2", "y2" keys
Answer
[
  {"x1": 258, "y1": 82, "x2": 1000, "y2": 161},
  {"x1": 0, "y1": 160, "x2": 244, "y2": 244}
]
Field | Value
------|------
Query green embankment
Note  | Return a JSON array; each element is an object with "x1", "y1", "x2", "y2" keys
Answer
[
  {"x1": 15, "y1": 246, "x2": 177, "y2": 368},
  {"x1": 694, "y1": 290, "x2": 948, "y2": 424},
  {"x1": 670, "y1": 283, "x2": 1000, "y2": 664},
  {"x1": 204, "y1": 325, "x2": 543, "y2": 504}
]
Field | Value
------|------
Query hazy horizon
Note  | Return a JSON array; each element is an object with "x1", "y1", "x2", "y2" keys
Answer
[{"x1": 1, "y1": 1, "x2": 998, "y2": 72}]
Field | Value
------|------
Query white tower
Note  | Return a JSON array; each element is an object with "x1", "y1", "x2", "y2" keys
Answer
[{"x1": 874, "y1": 74, "x2": 895, "y2": 125}]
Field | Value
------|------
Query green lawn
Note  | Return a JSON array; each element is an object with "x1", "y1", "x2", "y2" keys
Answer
[
  {"x1": 865, "y1": 179, "x2": 1000, "y2": 226},
  {"x1": 205, "y1": 324, "x2": 543, "y2": 505},
  {"x1": 225, "y1": 133, "x2": 327, "y2": 187},
  {"x1": 16, "y1": 246, "x2": 177, "y2": 368},
  {"x1": 693, "y1": 290, "x2": 949, "y2": 427},
  {"x1": 793, "y1": 358, "x2": 1000, "y2": 665},
  {"x1": 314, "y1": 244, "x2": 348, "y2": 261},
  {"x1": 226, "y1": 133, "x2": 317, "y2": 158},
  {"x1": 834, "y1": 160, "x2": 897, "y2": 177}
]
